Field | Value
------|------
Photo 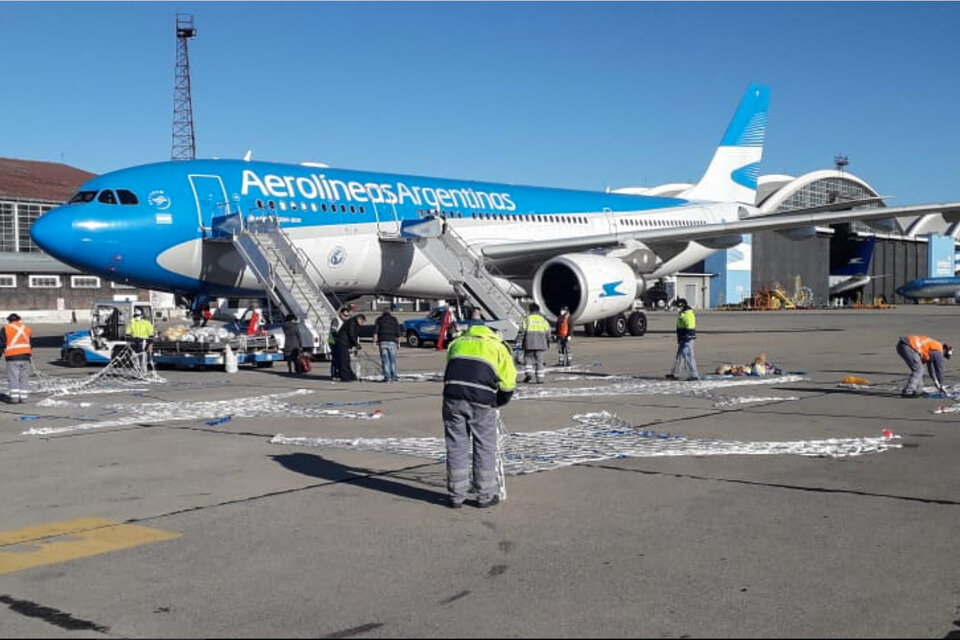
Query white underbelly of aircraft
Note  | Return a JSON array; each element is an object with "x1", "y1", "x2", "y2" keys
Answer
[{"x1": 158, "y1": 231, "x2": 458, "y2": 298}]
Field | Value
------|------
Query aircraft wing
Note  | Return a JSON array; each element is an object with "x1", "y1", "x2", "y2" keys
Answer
[{"x1": 481, "y1": 201, "x2": 960, "y2": 261}]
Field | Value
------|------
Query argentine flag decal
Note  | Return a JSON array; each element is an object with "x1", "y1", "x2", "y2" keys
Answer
[{"x1": 600, "y1": 281, "x2": 626, "y2": 297}]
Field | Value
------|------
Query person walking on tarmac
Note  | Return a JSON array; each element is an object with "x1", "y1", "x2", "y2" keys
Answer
[
  {"x1": 666, "y1": 298, "x2": 699, "y2": 381},
  {"x1": 335, "y1": 312, "x2": 366, "y2": 382},
  {"x1": 442, "y1": 324, "x2": 517, "y2": 509},
  {"x1": 125, "y1": 309, "x2": 155, "y2": 371},
  {"x1": 282, "y1": 314, "x2": 304, "y2": 374},
  {"x1": 1, "y1": 313, "x2": 33, "y2": 403},
  {"x1": 555, "y1": 305, "x2": 572, "y2": 366},
  {"x1": 517, "y1": 302, "x2": 551, "y2": 383},
  {"x1": 373, "y1": 308, "x2": 402, "y2": 382},
  {"x1": 896, "y1": 334, "x2": 952, "y2": 397}
]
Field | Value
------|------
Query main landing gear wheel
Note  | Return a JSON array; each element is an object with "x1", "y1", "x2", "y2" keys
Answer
[
  {"x1": 627, "y1": 311, "x2": 647, "y2": 336},
  {"x1": 604, "y1": 314, "x2": 627, "y2": 337}
]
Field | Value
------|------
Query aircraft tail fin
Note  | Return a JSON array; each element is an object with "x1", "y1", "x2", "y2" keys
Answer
[
  {"x1": 679, "y1": 83, "x2": 770, "y2": 205},
  {"x1": 831, "y1": 235, "x2": 876, "y2": 277}
]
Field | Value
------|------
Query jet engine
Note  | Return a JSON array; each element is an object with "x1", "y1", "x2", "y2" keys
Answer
[{"x1": 532, "y1": 253, "x2": 638, "y2": 324}]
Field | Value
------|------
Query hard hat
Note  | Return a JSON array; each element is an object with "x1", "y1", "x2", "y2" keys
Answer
[{"x1": 133, "y1": 310, "x2": 143, "y2": 318}]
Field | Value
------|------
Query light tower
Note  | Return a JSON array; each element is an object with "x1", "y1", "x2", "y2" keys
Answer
[
  {"x1": 834, "y1": 154, "x2": 849, "y2": 173},
  {"x1": 171, "y1": 13, "x2": 197, "y2": 161}
]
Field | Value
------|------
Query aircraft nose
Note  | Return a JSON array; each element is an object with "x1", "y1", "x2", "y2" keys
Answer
[{"x1": 30, "y1": 207, "x2": 74, "y2": 262}]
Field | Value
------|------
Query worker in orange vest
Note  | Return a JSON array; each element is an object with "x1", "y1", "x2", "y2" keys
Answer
[
  {"x1": 555, "y1": 306, "x2": 572, "y2": 366},
  {"x1": 1, "y1": 313, "x2": 33, "y2": 403},
  {"x1": 896, "y1": 334, "x2": 952, "y2": 397}
]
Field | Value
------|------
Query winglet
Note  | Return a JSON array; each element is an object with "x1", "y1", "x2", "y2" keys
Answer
[{"x1": 680, "y1": 84, "x2": 770, "y2": 205}]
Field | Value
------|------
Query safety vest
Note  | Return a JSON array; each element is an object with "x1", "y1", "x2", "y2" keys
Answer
[
  {"x1": 676, "y1": 307, "x2": 696, "y2": 342},
  {"x1": 444, "y1": 325, "x2": 517, "y2": 406},
  {"x1": 906, "y1": 335, "x2": 945, "y2": 362},
  {"x1": 556, "y1": 314, "x2": 571, "y2": 338},
  {"x1": 521, "y1": 313, "x2": 550, "y2": 333},
  {"x1": 3, "y1": 321, "x2": 32, "y2": 358},
  {"x1": 126, "y1": 317, "x2": 155, "y2": 339}
]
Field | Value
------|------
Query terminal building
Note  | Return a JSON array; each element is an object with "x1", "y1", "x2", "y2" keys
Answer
[{"x1": 0, "y1": 157, "x2": 957, "y2": 319}]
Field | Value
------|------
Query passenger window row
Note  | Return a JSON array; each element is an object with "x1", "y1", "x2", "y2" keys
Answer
[{"x1": 254, "y1": 199, "x2": 367, "y2": 214}]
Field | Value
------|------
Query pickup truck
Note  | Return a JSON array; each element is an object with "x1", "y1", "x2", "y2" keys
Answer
[{"x1": 402, "y1": 306, "x2": 485, "y2": 348}]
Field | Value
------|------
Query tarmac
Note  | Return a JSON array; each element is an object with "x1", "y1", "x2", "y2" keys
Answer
[{"x1": 1, "y1": 305, "x2": 959, "y2": 638}]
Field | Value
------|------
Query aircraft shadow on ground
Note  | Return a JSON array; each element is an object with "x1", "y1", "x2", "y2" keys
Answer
[{"x1": 271, "y1": 452, "x2": 448, "y2": 507}]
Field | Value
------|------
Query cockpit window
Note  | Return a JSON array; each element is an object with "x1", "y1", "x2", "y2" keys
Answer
[
  {"x1": 68, "y1": 190, "x2": 98, "y2": 204},
  {"x1": 97, "y1": 190, "x2": 118, "y2": 205},
  {"x1": 117, "y1": 189, "x2": 139, "y2": 205}
]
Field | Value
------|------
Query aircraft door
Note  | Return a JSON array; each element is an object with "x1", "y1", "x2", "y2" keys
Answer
[
  {"x1": 602, "y1": 207, "x2": 617, "y2": 234},
  {"x1": 371, "y1": 198, "x2": 401, "y2": 236},
  {"x1": 189, "y1": 174, "x2": 230, "y2": 235}
]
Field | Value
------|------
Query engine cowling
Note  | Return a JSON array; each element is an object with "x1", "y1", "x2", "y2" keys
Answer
[{"x1": 532, "y1": 253, "x2": 638, "y2": 324}]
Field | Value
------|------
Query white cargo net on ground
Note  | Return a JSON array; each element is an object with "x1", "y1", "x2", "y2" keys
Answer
[
  {"x1": 24, "y1": 390, "x2": 382, "y2": 436},
  {"x1": 271, "y1": 409, "x2": 902, "y2": 479},
  {"x1": 837, "y1": 380, "x2": 960, "y2": 414},
  {"x1": 10, "y1": 345, "x2": 167, "y2": 397},
  {"x1": 515, "y1": 372, "x2": 806, "y2": 407}
]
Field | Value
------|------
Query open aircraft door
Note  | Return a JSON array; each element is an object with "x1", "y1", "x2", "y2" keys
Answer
[
  {"x1": 189, "y1": 174, "x2": 230, "y2": 236},
  {"x1": 370, "y1": 196, "x2": 401, "y2": 236}
]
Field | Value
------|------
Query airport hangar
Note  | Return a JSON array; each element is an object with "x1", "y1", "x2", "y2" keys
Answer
[{"x1": 0, "y1": 156, "x2": 957, "y2": 320}]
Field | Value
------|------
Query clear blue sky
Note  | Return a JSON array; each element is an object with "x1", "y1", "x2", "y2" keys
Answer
[{"x1": 4, "y1": 2, "x2": 959, "y2": 205}]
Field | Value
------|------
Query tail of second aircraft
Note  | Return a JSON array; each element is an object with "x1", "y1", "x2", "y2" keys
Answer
[{"x1": 679, "y1": 83, "x2": 770, "y2": 205}]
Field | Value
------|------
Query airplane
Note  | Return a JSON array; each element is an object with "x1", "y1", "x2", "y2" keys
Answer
[
  {"x1": 828, "y1": 230, "x2": 877, "y2": 299},
  {"x1": 895, "y1": 276, "x2": 960, "y2": 302},
  {"x1": 30, "y1": 83, "x2": 960, "y2": 340}
]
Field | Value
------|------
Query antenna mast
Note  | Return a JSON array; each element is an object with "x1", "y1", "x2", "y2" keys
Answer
[{"x1": 172, "y1": 13, "x2": 197, "y2": 160}]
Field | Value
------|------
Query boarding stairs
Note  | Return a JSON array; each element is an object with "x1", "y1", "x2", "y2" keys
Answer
[
  {"x1": 396, "y1": 217, "x2": 525, "y2": 341},
  {"x1": 212, "y1": 210, "x2": 340, "y2": 357}
]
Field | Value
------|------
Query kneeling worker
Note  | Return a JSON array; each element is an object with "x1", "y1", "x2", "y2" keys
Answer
[{"x1": 442, "y1": 325, "x2": 517, "y2": 509}]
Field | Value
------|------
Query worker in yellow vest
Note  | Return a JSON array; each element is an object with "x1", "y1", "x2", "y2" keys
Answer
[
  {"x1": 666, "y1": 298, "x2": 700, "y2": 381},
  {"x1": 1, "y1": 313, "x2": 33, "y2": 403},
  {"x1": 125, "y1": 309, "x2": 156, "y2": 371},
  {"x1": 518, "y1": 302, "x2": 551, "y2": 384},
  {"x1": 442, "y1": 325, "x2": 517, "y2": 508}
]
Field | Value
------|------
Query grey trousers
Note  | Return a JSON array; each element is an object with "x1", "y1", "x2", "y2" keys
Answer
[
  {"x1": 670, "y1": 340, "x2": 699, "y2": 379},
  {"x1": 896, "y1": 338, "x2": 925, "y2": 394},
  {"x1": 442, "y1": 397, "x2": 500, "y2": 503},
  {"x1": 523, "y1": 350, "x2": 546, "y2": 381},
  {"x1": 6, "y1": 359, "x2": 31, "y2": 401}
]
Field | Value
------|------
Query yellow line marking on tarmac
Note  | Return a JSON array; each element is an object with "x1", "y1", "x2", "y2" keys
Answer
[{"x1": 0, "y1": 517, "x2": 180, "y2": 575}]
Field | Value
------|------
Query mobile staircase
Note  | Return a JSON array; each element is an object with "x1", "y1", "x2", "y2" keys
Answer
[
  {"x1": 396, "y1": 216, "x2": 526, "y2": 341},
  {"x1": 210, "y1": 207, "x2": 340, "y2": 358}
]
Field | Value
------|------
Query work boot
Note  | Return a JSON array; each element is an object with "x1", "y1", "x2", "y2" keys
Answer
[
  {"x1": 476, "y1": 495, "x2": 500, "y2": 509},
  {"x1": 665, "y1": 374, "x2": 677, "y2": 380},
  {"x1": 447, "y1": 497, "x2": 464, "y2": 509}
]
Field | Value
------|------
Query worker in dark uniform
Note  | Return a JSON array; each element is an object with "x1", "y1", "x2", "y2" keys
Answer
[
  {"x1": 442, "y1": 325, "x2": 517, "y2": 509},
  {"x1": 335, "y1": 312, "x2": 365, "y2": 382}
]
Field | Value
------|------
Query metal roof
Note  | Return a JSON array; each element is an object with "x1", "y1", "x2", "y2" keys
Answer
[{"x1": 0, "y1": 157, "x2": 95, "y2": 201}]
